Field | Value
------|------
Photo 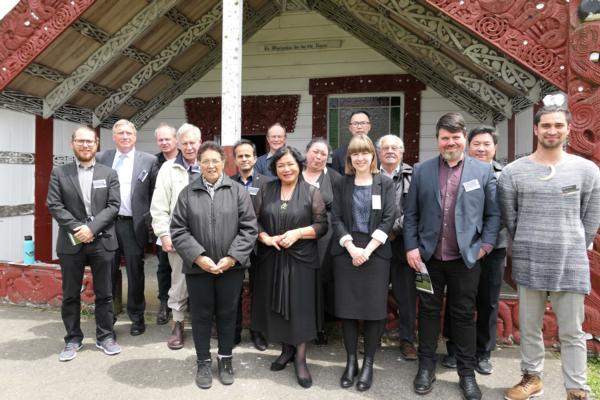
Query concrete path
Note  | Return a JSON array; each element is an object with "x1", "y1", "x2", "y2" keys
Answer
[{"x1": 0, "y1": 303, "x2": 568, "y2": 400}]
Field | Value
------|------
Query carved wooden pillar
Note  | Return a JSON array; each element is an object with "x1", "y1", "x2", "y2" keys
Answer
[{"x1": 567, "y1": 0, "x2": 600, "y2": 353}]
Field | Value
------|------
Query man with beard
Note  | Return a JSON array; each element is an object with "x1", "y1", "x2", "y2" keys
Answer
[
  {"x1": 500, "y1": 105, "x2": 600, "y2": 400},
  {"x1": 153, "y1": 123, "x2": 179, "y2": 325},
  {"x1": 47, "y1": 126, "x2": 121, "y2": 361},
  {"x1": 230, "y1": 139, "x2": 272, "y2": 350},
  {"x1": 403, "y1": 112, "x2": 501, "y2": 400},
  {"x1": 151, "y1": 123, "x2": 201, "y2": 350}
]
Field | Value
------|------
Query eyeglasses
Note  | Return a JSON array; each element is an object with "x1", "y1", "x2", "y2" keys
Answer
[
  {"x1": 380, "y1": 145, "x2": 402, "y2": 151},
  {"x1": 200, "y1": 159, "x2": 223, "y2": 166},
  {"x1": 73, "y1": 139, "x2": 97, "y2": 146},
  {"x1": 350, "y1": 121, "x2": 370, "y2": 127}
]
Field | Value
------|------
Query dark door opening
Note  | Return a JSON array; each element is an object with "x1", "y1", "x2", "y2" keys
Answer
[{"x1": 242, "y1": 134, "x2": 267, "y2": 157}]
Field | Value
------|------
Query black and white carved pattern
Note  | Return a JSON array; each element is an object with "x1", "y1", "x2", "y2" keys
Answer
[
  {"x1": 53, "y1": 155, "x2": 75, "y2": 165},
  {"x1": 275, "y1": 0, "x2": 312, "y2": 11},
  {"x1": 0, "y1": 204, "x2": 34, "y2": 218},
  {"x1": 25, "y1": 63, "x2": 64, "y2": 82},
  {"x1": 131, "y1": 2, "x2": 281, "y2": 128},
  {"x1": 71, "y1": 19, "x2": 110, "y2": 42},
  {"x1": 313, "y1": 0, "x2": 495, "y2": 122},
  {"x1": 374, "y1": 0, "x2": 539, "y2": 97},
  {"x1": 165, "y1": 7, "x2": 193, "y2": 29},
  {"x1": 328, "y1": 0, "x2": 510, "y2": 117},
  {"x1": 43, "y1": 0, "x2": 179, "y2": 119},
  {"x1": 0, "y1": 151, "x2": 35, "y2": 165},
  {"x1": 92, "y1": 2, "x2": 223, "y2": 126}
]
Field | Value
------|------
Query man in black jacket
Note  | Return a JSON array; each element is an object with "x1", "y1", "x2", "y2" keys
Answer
[
  {"x1": 230, "y1": 139, "x2": 273, "y2": 351},
  {"x1": 47, "y1": 126, "x2": 121, "y2": 361}
]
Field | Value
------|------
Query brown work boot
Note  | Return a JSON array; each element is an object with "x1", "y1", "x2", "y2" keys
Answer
[
  {"x1": 399, "y1": 340, "x2": 417, "y2": 361},
  {"x1": 566, "y1": 389, "x2": 588, "y2": 400},
  {"x1": 504, "y1": 373, "x2": 543, "y2": 400},
  {"x1": 167, "y1": 321, "x2": 184, "y2": 350}
]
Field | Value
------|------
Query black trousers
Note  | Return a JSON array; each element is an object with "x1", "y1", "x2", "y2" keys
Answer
[
  {"x1": 390, "y1": 256, "x2": 417, "y2": 343},
  {"x1": 113, "y1": 219, "x2": 145, "y2": 322},
  {"x1": 187, "y1": 269, "x2": 245, "y2": 360},
  {"x1": 59, "y1": 241, "x2": 114, "y2": 343},
  {"x1": 155, "y1": 245, "x2": 171, "y2": 303},
  {"x1": 418, "y1": 258, "x2": 480, "y2": 377},
  {"x1": 444, "y1": 248, "x2": 506, "y2": 358}
]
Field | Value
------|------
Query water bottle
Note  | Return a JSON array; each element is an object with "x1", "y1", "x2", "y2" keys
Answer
[{"x1": 23, "y1": 235, "x2": 35, "y2": 264}]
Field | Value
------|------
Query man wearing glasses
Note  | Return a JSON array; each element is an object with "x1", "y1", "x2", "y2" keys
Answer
[
  {"x1": 331, "y1": 111, "x2": 372, "y2": 174},
  {"x1": 47, "y1": 126, "x2": 122, "y2": 361}
]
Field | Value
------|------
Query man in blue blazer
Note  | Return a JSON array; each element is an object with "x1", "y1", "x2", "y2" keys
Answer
[
  {"x1": 403, "y1": 113, "x2": 501, "y2": 400},
  {"x1": 97, "y1": 119, "x2": 158, "y2": 336}
]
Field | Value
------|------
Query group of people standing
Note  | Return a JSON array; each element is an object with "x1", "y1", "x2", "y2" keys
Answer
[{"x1": 46, "y1": 104, "x2": 600, "y2": 400}]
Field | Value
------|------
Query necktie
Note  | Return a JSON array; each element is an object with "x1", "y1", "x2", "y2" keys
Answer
[{"x1": 114, "y1": 154, "x2": 126, "y2": 172}]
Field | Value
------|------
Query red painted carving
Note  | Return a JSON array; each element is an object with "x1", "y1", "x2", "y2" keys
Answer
[
  {"x1": 0, "y1": 0, "x2": 96, "y2": 90},
  {"x1": 309, "y1": 74, "x2": 426, "y2": 166},
  {"x1": 0, "y1": 262, "x2": 95, "y2": 307},
  {"x1": 567, "y1": 0, "x2": 600, "y2": 354},
  {"x1": 184, "y1": 95, "x2": 301, "y2": 141},
  {"x1": 423, "y1": 0, "x2": 568, "y2": 91}
]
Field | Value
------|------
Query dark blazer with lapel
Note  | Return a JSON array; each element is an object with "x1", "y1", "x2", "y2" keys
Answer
[
  {"x1": 230, "y1": 171, "x2": 274, "y2": 208},
  {"x1": 96, "y1": 149, "x2": 159, "y2": 248},
  {"x1": 331, "y1": 173, "x2": 396, "y2": 259},
  {"x1": 403, "y1": 155, "x2": 501, "y2": 269},
  {"x1": 330, "y1": 144, "x2": 348, "y2": 175},
  {"x1": 46, "y1": 161, "x2": 120, "y2": 254}
]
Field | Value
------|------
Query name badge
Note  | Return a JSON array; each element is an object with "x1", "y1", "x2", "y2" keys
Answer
[
  {"x1": 561, "y1": 184, "x2": 579, "y2": 195},
  {"x1": 372, "y1": 195, "x2": 382, "y2": 210},
  {"x1": 248, "y1": 186, "x2": 259, "y2": 196},
  {"x1": 92, "y1": 179, "x2": 107, "y2": 189},
  {"x1": 137, "y1": 170, "x2": 149, "y2": 182},
  {"x1": 463, "y1": 179, "x2": 481, "y2": 192}
]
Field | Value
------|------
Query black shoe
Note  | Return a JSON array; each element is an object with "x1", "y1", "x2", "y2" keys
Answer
[
  {"x1": 217, "y1": 357, "x2": 234, "y2": 385},
  {"x1": 441, "y1": 354, "x2": 457, "y2": 369},
  {"x1": 130, "y1": 320, "x2": 146, "y2": 336},
  {"x1": 270, "y1": 344, "x2": 295, "y2": 371},
  {"x1": 250, "y1": 331, "x2": 267, "y2": 351},
  {"x1": 294, "y1": 358, "x2": 312, "y2": 389},
  {"x1": 156, "y1": 302, "x2": 171, "y2": 325},
  {"x1": 195, "y1": 359, "x2": 213, "y2": 389},
  {"x1": 314, "y1": 330, "x2": 328, "y2": 346},
  {"x1": 475, "y1": 357, "x2": 493, "y2": 375},
  {"x1": 413, "y1": 368, "x2": 436, "y2": 395},
  {"x1": 356, "y1": 356, "x2": 374, "y2": 392},
  {"x1": 340, "y1": 353, "x2": 359, "y2": 388},
  {"x1": 459, "y1": 375, "x2": 482, "y2": 400}
]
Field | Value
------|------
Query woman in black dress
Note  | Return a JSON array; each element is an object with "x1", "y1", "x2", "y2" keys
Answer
[
  {"x1": 331, "y1": 134, "x2": 395, "y2": 392},
  {"x1": 252, "y1": 146, "x2": 328, "y2": 388},
  {"x1": 301, "y1": 138, "x2": 342, "y2": 345}
]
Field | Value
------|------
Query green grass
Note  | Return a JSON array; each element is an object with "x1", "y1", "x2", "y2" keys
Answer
[{"x1": 589, "y1": 357, "x2": 600, "y2": 398}]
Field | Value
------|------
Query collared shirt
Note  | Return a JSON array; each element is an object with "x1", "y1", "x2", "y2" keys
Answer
[
  {"x1": 380, "y1": 164, "x2": 400, "y2": 179},
  {"x1": 433, "y1": 156, "x2": 464, "y2": 261},
  {"x1": 202, "y1": 174, "x2": 224, "y2": 199},
  {"x1": 76, "y1": 159, "x2": 95, "y2": 217},
  {"x1": 255, "y1": 153, "x2": 275, "y2": 177},
  {"x1": 113, "y1": 148, "x2": 135, "y2": 216},
  {"x1": 234, "y1": 171, "x2": 254, "y2": 189}
]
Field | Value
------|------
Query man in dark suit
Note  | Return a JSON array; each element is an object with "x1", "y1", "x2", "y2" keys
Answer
[
  {"x1": 46, "y1": 126, "x2": 121, "y2": 361},
  {"x1": 254, "y1": 123, "x2": 287, "y2": 177},
  {"x1": 403, "y1": 113, "x2": 501, "y2": 400},
  {"x1": 330, "y1": 111, "x2": 372, "y2": 174},
  {"x1": 97, "y1": 119, "x2": 158, "y2": 336},
  {"x1": 231, "y1": 139, "x2": 273, "y2": 351}
]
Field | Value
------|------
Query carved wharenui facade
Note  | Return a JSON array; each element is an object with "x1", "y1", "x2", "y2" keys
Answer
[{"x1": 0, "y1": 0, "x2": 598, "y2": 351}]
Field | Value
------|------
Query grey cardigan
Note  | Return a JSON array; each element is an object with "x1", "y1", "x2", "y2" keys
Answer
[{"x1": 170, "y1": 174, "x2": 258, "y2": 274}]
